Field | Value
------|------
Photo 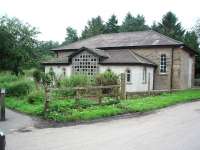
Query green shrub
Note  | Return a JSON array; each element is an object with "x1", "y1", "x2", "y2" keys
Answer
[
  {"x1": 0, "y1": 72, "x2": 18, "y2": 88},
  {"x1": 52, "y1": 88, "x2": 76, "y2": 98},
  {"x1": 61, "y1": 74, "x2": 93, "y2": 87},
  {"x1": 95, "y1": 70, "x2": 118, "y2": 85},
  {"x1": 27, "y1": 90, "x2": 44, "y2": 104},
  {"x1": 49, "y1": 99, "x2": 97, "y2": 112},
  {"x1": 5, "y1": 97, "x2": 43, "y2": 116},
  {"x1": 7, "y1": 80, "x2": 33, "y2": 96}
]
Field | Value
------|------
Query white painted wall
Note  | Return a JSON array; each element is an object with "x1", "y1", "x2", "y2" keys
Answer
[
  {"x1": 188, "y1": 57, "x2": 193, "y2": 88},
  {"x1": 45, "y1": 65, "x2": 154, "y2": 92},
  {"x1": 99, "y1": 65, "x2": 154, "y2": 92},
  {"x1": 45, "y1": 65, "x2": 72, "y2": 78}
]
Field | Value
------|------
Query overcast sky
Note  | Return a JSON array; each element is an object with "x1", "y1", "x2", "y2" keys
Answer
[{"x1": 0, "y1": 0, "x2": 199, "y2": 43}]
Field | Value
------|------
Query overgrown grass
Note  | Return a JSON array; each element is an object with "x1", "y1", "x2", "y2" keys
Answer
[
  {"x1": 119, "y1": 89, "x2": 200, "y2": 112},
  {"x1": 5, "y1": 97, "x2": 43, "y2": 116},
  {"x1": 5, "y1": 89, "x2": 200, "y2": 122}
]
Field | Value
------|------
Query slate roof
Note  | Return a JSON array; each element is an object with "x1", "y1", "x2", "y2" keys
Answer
[
  {"x1": 52, "y1": 30, "x2": 183, "y2": 51},
  {"x1": 100, "y1": 50, "x2": 156, "y2": 66},
  {"x1": 42, "y1": 47, "x2": 156, "y2": 66},
  {"x1": 69, "y1": 47, "x2": 110, "y2": 58}
]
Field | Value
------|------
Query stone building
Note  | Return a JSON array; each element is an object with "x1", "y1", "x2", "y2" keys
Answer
[{"x1": 42, "y1": 30, "x2": 197, "y2": 92}]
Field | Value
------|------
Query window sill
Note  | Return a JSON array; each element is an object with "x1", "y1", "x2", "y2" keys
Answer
[{"x1": 159, "y1": 73, "x2": 168, "y2": 76}]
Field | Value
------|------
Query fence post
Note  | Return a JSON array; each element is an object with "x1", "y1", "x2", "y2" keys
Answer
[
  {"x1": 97, "y1": 88, "x2": 102, "y2": 104},
  {"x1": 0, "y1": 89, "x2": 6, "y2": 121},
  {"x1": 44, "y1": 86, "x2": 50, "y2": 117},
  {"x1": 120, "y1": 73, "x2": 126, "y2": 100},
  {"x1": 75, "y1": 89, "x2": 80, "y2": 104}
]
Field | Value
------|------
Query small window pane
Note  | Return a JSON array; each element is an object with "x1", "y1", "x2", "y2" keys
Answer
[
  {"x1": 160, "y1": 54, "x2": 167, "y2": 73},
  {"x1": 126, "y1": 69, "x2": 131, "y2": 83}
]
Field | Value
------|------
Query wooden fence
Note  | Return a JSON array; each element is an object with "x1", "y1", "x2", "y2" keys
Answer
[{"x1": 43, "y1": 73, "x2": 126, "y2": 115}]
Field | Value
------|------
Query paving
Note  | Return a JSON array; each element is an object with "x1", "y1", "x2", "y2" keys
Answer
[{"x1": 3, "y1": 101, "x2": 200, "y2": 150}]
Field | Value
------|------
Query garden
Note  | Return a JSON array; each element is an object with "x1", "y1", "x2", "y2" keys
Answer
[{"x1": 1, "y1": 70, "x2": 200, "y2": 122}]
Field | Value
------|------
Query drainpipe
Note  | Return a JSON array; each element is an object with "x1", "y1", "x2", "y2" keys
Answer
[{"x1": 170, "y1": 47, "x2": 174, "y2": 92}]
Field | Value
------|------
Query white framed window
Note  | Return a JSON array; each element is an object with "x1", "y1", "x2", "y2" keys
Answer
[
  {"x1": 160, "y1": 54, "x2": 167, "y2": 73},
  {"x1": 143, "y1": 67, "x2": 147, "y2": 84},
  {"x1": 126, "y1": 69, "x2": 131, "y2": 83}
]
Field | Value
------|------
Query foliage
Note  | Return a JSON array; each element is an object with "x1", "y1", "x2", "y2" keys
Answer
[
  {"x1": 52, "y1": 88, "x2": 76, "y2": 97},
  {"x1": 33, "y1": 69, "x2": 42, "y2": 82},
  {"x1": 105, "y1": 15, "x2": 119, "y2": 33},
  {"x1": 81, "y1": 16, "x2": 105, "y2": 39},
  {"x1": 0, "y1": 72, "x2": 18, "y2": 88},
  {"x1": 5, "y1": 89, "x2": 200, "y2": 122},
  {"x1": 151, "y1": 11, "x2": 185, "y2": 41},
  {"x1": 27, "y1": 40, "x2": 58, "y2": 68},
  {"x1": 27, "y1": 90, "x2": 44, "y2": 104},
  {"x1": 41, "y1": 72, "x2": 53, "y2": 87},
  {"x1": 0, "y1": 16, "x2": 39, "y2": 75},
  {"x1": 95, "y1": 70, "x2": 118, "y2": 85},
  {"x1": 120, "y1": 13, "x2": 149, "y2": 32},
  {"x1": 119, "y1": 90, "x2": 200, "y2": 112},
  {"x1": 6, "y1": 97, "x2": 43, "y2": 116},
  {"x1": 194, "y1": 20, "x2": 200, "y2": 77},
  {"x1": 195, "y1": 19, "x2": 200, "y2": 38},
  {"x1": 0, "y1": 15, "x2": 59, "y2": 73},
  {"x1": 6, "y1": 80, "x2": 33, "y2": 96},
  {"x1": 61, "y1": 74, "x2": 93, "y2": 87},
  {"x1": 184, "y1": 31, "x2": 199, "y2": 50},
  {"x1": 62, "y1": 27, "x2": 78, "y2": 45}
]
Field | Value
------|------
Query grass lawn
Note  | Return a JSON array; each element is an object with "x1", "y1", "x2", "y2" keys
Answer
[{"x1": 5, "y1": 89, "x2": 200, "y2": 122}]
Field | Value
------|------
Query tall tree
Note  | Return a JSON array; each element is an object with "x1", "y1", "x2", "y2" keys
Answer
[
  {"x1": 120, "y1": 13, "x2": 149, "y2": 32},
  {"x1": 0, "y1": 16, "x2": 39, "y2": 75},
  {"x1": 151, "y1": 11, "x2": 185, "y2": 41},
  {"x1": 184, "y1": 31, "x2": 199, "y2": 50},
  {"x1": 29, "y1": 40, "x2": 60, "y2": 68},
  {"x1": 62, "y1": 27, "x2": 78, "y2": 45},
  {"x1": 81, "y1": 16, "x2": 105, "y2": 39},
  {"x1": 194, "y1": 19, "x2": 200, "y2": 77},
  {"x1": 105, "y1": 14, "x2": 119, "y2": 33}
]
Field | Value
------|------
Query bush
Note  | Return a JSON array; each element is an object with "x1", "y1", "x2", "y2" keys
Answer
[
  {"x1": 52, "y1": 89, "x2": 76, "y2": 98},
  {"x1": 61, "y1": 74, "x2": 93, "y2": 87},
  {"x1": 95, "y1": 70, "x2": 118, "y2": 85},
  {"x1": 7, "y1": 80, "x2": 33, "y2": 96},
  {"x1": 27, "y1": 90, "x2": 44, "y2": 104},
  {"x1": 0, "y1": 72, "x2": 18, "y2": 88}
]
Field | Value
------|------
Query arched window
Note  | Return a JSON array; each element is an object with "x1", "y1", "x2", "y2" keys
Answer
[{"x1": 126, "y1": 69, "x2": 131, "y2": 83}]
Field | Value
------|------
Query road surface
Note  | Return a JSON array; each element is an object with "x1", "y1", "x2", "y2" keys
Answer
[{"x1": 5, "y1": 101, "x2": 200, "y2": 150}]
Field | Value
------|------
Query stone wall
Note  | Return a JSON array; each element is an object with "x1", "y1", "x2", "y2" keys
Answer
[
  {"x1": 132, "y1": 48, "x2": 172, "y2": 90},
  {"x1": 132, "y1": 47, "x2": 195, "y2": 90}
]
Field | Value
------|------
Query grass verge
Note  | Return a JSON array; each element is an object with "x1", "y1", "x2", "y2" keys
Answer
[{"x1": 5, "y1": 89, "x2": 200, "y2": 122}]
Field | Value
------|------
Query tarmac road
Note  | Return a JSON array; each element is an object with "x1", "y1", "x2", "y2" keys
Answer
[{"x1": 5, "y1": 101, "x2": 200, "y2": 150}]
